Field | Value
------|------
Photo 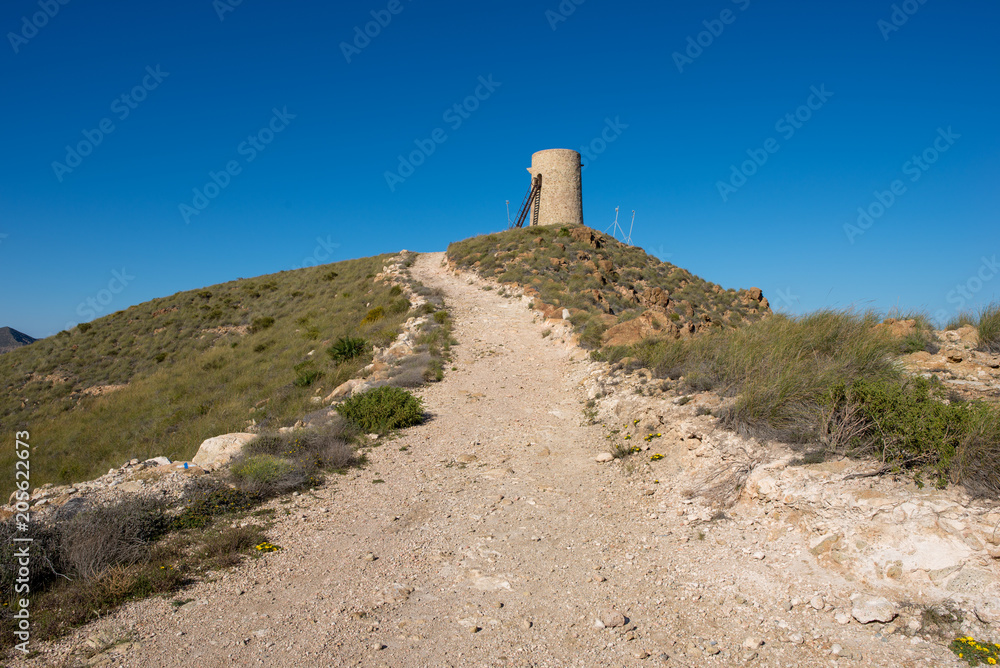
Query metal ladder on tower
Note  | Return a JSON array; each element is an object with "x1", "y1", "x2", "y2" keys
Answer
[{"x1": 509, "y1": 174, "x2": 542, "y2": 229}]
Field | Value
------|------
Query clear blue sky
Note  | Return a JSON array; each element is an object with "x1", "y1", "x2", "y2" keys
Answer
[{"x1": 2, "y1": 0, "x2": 997, "y2": 337}]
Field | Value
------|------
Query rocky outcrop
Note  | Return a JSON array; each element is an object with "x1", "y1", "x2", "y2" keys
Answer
[{"x1": 602, "y1": 311, "x2": 679, "y2": 347}]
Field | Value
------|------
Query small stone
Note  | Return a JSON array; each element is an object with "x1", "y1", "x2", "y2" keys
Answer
[
  {"x1": 594, "y1": 575, "x2": 606, "y2": 583},
  {"x1": 706, "y1": 645, "x2": 721, "y2": 655},
  {"x1": 372, "y1": 642, "x2": 385, "y2": 650},
  {"x1": 521, "y1": 619, "x2": 532, "y2": 630},
  {"x1": 752, "y1": 551, "x2": 765, "y2": 560},
  {"x1": 831, "y1": 643, "x2": 843, "y2": 656},
  {"x1": 810, "y1": 595, "x2": 825, "y2": 610},
  {"x1": 783, "y1": 600, "x2": 793, "y2": 611},
  {"x1": 852, "y1": 597, "x2": 898, "y2": 624},
  {"x1": 599, "y1": 610, "x2": 626, "y2": 628},
  {"x1": 788, "y1": 633, "x2": 804, "y2": 645},
  {"x1": 363, "y1": 553, "x2": 377, "y2": 562},
  {"x1": 633, "y1": 650, "x2": 649, "y2": 659},
  {"x1": 595, "y1": 453, "x2": 614, "y2": 463},
  {"x1": 835, "y1": 612, "x2": 852, "y2": 625},
  {"x1": 742, "y1": 637, "x2": 763, "y2": 650}
]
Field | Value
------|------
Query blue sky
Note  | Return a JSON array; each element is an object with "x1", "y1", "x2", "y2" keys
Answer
[{"x1": 2, "y1": 0, "x2": 997, "y2": 337}]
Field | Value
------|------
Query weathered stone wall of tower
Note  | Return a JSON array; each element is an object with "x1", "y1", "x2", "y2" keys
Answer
[{"x1": 526, "y1": 149, "x2": 583, "y2": 227}]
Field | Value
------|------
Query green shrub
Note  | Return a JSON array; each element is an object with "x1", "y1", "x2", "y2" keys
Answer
[
  {"x1": 433, "y1": 310, "x2": 448, "y2": 324},
  {"x1": 250, "y1": 316, "x2": 275, "y2": 333},
  {"x1": 327, "y1": 335, "x2": 368, "y2": 363},
  {"x1": 389, "y1": 297, "x2": 411, "y2": 314},
  {"x1": 77, "y1": 322, "x2": 92, "y2": 333},
  {"x1": 293, "y1": 361, "x2": 322, "y2": 387},
  {"x1": 230, "y1": 454, "x2": 304, "y2": 495},
  {"x1": 978, "y1": 303, "x2": 1000, "y2": 353},
  {"x1": 337, "y1": 386, "x2": 424, "y2": 434},
  {"x1": 827, "y1": 377, "x2": 1000, "y2": 494}
]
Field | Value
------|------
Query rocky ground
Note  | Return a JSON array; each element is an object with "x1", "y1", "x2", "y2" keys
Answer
[{"x1": 17, "y1": 252, "x2": 999, "y2": 667}]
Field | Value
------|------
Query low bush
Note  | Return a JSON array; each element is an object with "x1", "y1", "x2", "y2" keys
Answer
[
  {"x1": 60, "y1": 498, "x2": 169, "y2": 580},
  {"x1": 229, "y1": 454, "x2": 306, "y2": 496},
  {"x1": 170, "y1": 485, "x2": 261, "y2": 530},
  {"x1": 327, "y1": 335, "x2": 368, "y2": 363},
  {"x1": 337, "y1": 386, "x2": 424, "y2": 434},
  {"x1": 826, "y1": 377, "x2": 999, "y2": 489},
  {"x1": 243, "y1": 424, "x2": 360, "y2": 475},
  {"x1": 250, "y1": 316, "x2": 275, "y2": 333}
]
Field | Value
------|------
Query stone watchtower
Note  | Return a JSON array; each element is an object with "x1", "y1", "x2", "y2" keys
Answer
[{"x1": 510, "y1": 149, "x2": 584, "y2": 228}]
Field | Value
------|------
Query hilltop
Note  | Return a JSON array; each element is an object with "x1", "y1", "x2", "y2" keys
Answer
[
  {"x1": 447, "y1": 224, "x2": 770, "y2": 348},
  {"x1": 0, "y1": 326, "x2": 36, "y2": 353}
]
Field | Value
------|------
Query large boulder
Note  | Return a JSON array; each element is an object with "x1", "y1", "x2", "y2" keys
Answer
[{"x1": 191, "y1": 433, "x2": 257, "y2": 470}]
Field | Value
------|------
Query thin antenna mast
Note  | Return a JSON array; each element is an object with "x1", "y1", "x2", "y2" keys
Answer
[{"x1": 505, "y1": 200, "x2": 511, "y2": 227}]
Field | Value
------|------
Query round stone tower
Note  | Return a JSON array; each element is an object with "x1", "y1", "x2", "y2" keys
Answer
[{"x1": 526, "y1": 149, "x2": 583, "y2": 227}]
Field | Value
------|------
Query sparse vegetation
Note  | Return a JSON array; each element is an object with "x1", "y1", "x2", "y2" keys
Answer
[
  {"x1": 593, "y1": 308, "x2": 1000, "y2": 497},
  {"x1": 0, "y1": 418, "x2": 368, "y2": 651},
  {"x1": 0, "y1": 254, "x2": 413, "y2": 497}
]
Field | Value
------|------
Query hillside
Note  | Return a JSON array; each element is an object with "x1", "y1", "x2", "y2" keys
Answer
[
  {"x1": 0, "y1": 326, "x2": 36, "y2": 353},
  {"x1": 12, "y1": 252, "x2": 990, "y2": 668},
  {"x1": 446, "y1": 224, "x2": 770, "y2": 348},
  {"x1": 0, "y1": 254, "x2": 443, "y2": 496}
]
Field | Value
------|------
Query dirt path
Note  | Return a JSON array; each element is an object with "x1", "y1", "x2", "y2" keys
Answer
[{"x1": 29, "y1": 252, "x2": 960, "y2": 667}]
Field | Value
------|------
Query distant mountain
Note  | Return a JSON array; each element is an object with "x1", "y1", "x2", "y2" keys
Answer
[{"x1": 0, "y1": 327, "x2": 37, "y2": 353}]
